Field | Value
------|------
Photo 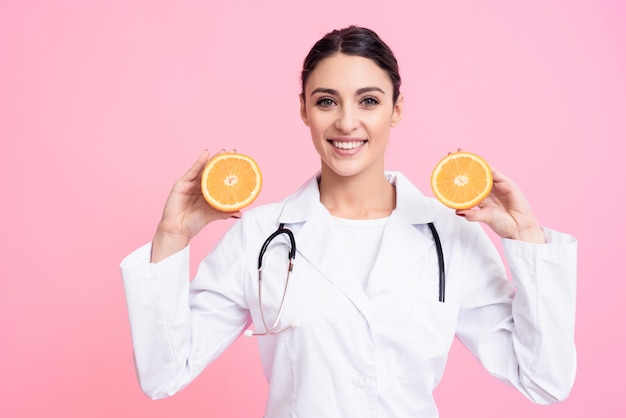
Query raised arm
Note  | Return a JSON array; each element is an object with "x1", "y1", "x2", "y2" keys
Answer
[{"x1": 121, "y1": 150, "x2": 252, "y2": 399}]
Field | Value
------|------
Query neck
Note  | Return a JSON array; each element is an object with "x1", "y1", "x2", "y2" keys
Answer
[{"x1": 319, "y1": 166, "x2": 396, "y2": 219}]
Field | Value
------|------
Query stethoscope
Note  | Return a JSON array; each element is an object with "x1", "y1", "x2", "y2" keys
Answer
[{"x1": 244, "y1": 222, "x2": 445, "y2": 337}]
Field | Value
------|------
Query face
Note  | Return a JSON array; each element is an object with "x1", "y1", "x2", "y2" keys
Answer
[{"x1": 300, "y1": 53, "x2": 403, "y2": 180}]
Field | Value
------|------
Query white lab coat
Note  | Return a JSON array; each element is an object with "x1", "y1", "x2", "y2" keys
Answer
[{"x1": 121, "y1": 172, "x2": 577, "y2": 417}]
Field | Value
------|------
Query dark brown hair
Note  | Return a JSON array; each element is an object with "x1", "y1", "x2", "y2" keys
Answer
[{"x1": 301, "y1": 26, "x2": 401, "y2": 103}]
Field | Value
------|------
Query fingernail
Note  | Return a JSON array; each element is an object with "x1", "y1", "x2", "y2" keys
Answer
[{"x1": 456, "y1": 212, "x2": 466, "y2": 217}]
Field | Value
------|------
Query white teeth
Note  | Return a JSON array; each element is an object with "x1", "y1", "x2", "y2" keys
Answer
[{"x1": 332, "y1": 140, "x2": 365, "y2": 150}]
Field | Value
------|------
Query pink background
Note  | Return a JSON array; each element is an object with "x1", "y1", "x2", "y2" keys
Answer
[{"x1": 2, "y1": 0, "x2": 625, "y2": 416}]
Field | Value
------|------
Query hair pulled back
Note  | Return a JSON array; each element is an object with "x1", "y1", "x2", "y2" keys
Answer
[{"x1": 301, "y1": 26, "x2": 401, "y2": 103}]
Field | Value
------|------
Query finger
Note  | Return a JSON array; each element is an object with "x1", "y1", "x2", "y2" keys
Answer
[
  {"x1": 490, "y1": 167, "x2": 515, "y2": 186},
  {"x1": 490, "y1": 168, "x2": 524, "y2": 198},
  {"x1": 211, "y1": 209, "x2": 242, "y2": 222},
  {"x1": 456, "y1": 208, "x2": 489, "y2": 223},
  {"x1": 182, "y1": 150, "x2": 212, "y2": 181}
]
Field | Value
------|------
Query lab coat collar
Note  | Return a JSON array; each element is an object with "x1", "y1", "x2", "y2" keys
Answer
[
  {"x1": 275, "y1": 171, "x2": 441, "y2": 318},
  {"x1": 277, "y1": 171, "x2": 439, "y2": 225},
  {"x1": 388, "y1": 172, "x2": 439, "y2": 225}
]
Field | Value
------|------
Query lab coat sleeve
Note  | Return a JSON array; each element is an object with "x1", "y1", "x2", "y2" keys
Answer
[
  {"x1": 455, "y1": 226, "x2": 577, "y2": 404},
  {"x1": 120, "y1": 218, "x2": 252, "y2": 399}
]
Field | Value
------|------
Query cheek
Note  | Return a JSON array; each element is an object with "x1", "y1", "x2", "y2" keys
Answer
[
  {"x1": 307, "y1": 112, "x2": 333, "y2": 136},
  {"x1": 307, "y1": 123, "x2": 323, "y2": 141},
  {"x1": 364, "y1": 113, "x2": 393, "y2": 134},
  {"x1": 305, "y1": 116, "x2": 328, "y2": 150}
]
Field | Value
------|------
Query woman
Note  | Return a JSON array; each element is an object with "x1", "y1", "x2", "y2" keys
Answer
[{"x1": 121, "y1": 26, "x2": 577, "y2": 417}]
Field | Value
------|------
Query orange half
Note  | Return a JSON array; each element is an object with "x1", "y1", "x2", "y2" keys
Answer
[
  {"x1": 431, "y1": 151, "x2": 493, "y2": 210},
  {"x1": 201, "y1": 153, "x2": 262, "y2": 211}
]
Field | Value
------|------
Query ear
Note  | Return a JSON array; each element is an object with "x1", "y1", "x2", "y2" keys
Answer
[
  {"x1": 390, "y1": 94, "x2": 404, "y2": 127},
  {"x1": 299, "y1": 94, "x2": 310, "y2": 127}
]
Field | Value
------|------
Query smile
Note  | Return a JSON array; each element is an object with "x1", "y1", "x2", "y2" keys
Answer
[{"x1": 330, "y1": 140, "x2": 367, "y2": 150}]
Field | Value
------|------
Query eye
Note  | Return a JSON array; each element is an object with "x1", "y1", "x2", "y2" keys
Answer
[
  {"x1": 315, "y1": 97, "x2": 336, "y2": 108},
  {"x1": 360, "y1": 96, "x2": 380, "y2": 107}
]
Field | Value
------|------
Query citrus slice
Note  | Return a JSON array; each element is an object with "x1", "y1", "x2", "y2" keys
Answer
[
  {"x1": 201, "y1": 152, "x2": 262, "y2": 211},
  {"x1": 431, "y1": 151, "x2": 493, "y2": 210}
]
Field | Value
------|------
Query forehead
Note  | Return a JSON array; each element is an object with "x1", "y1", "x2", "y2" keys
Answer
[{"x1": 305, "y1": 53, "x2": 392, "y2": 94}]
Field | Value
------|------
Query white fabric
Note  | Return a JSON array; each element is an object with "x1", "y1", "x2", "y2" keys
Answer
[
  {"x1": 120, "y1": 172, "x2": 577, "y2": 418},
  {"x1": 330, "y1": 215, "x2": 388, "y2": 289}
]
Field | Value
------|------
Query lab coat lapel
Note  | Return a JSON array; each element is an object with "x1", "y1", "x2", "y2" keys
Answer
[
  {"x1": 368, "y1": 173, "x2": 440, "y2": 293},
  {"x1": 295, "y1": 217, "x2": 370, "y2": 316},
  {"x1": 368, "y1": 214, "x2": 432, "y2": 292},
  {"x1": 276, "y1": 172, "x2": 440, "y2": 315},
  {"x1": 278, "y1": 174, "x2": 369, "y2": 315}
]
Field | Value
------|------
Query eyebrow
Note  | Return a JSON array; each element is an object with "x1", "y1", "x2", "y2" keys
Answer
[{"x1": 309, "y1": 86, "x2": 386, "y2": 97}]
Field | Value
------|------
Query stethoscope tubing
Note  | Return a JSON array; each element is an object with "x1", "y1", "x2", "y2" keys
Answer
[
  {"x1": 247, "y1": 221, "x2": 445, "y2": 337},
  {"x1": 427, "y1": 222, "x2": 445, "y2": 303}
]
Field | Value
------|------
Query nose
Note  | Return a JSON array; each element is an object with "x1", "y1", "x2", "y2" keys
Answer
[{"x1": 334, "y1": 107, "x2": 359, "y2": 133}]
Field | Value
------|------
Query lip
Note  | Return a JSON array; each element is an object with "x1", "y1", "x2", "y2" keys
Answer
[{"x1": 327, "y1": 138, "x2": 368, "y2": 155}]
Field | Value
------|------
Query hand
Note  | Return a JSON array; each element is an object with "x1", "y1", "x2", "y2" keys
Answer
[
  {"x1": 151, "y1": 150, "x2": 241, "y2": 262},
  {"x1": 456, "y1": 168, "x2": 545, "y2": 243}
]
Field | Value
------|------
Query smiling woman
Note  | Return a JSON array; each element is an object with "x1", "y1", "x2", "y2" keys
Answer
[{"x1": 120, "y1": 25, "x2": 577, "y2": 417}]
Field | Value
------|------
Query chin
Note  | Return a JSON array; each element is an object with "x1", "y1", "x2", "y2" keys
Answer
[{"x1": 322, "y1": 160, "x2": 370, "y2": 179}]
